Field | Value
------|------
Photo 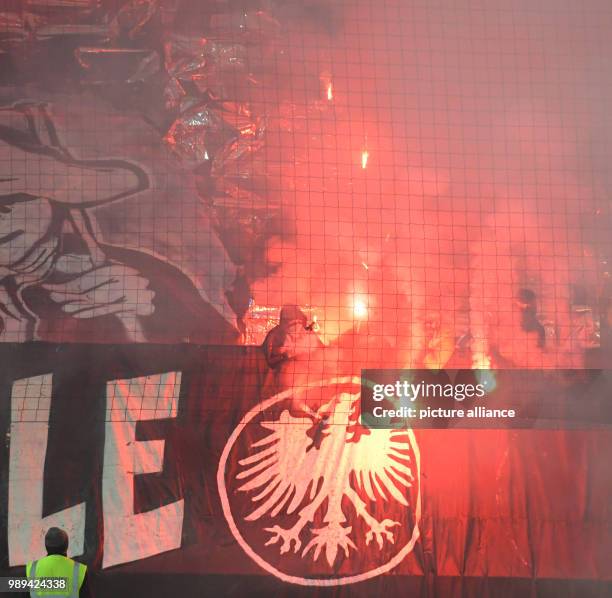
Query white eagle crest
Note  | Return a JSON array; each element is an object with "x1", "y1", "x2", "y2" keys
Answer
[{"x1": 235, "y1": 392, "x2": 414, "y2": 567}]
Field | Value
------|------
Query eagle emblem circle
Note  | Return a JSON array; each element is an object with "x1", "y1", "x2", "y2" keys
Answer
[{"x1": 217, "y1": 376, "x2": 421, "y2": 586}]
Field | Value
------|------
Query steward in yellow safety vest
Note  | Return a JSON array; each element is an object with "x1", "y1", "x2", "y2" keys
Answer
[{"x1": 26, "y1": 528, "x2": 91, "y2": 598}]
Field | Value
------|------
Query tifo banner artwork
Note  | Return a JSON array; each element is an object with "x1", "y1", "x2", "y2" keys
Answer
[
  {"x1": 0, "y1": 345, "x2": 610, "y2": 596},
  {"x1": 0, "y1": 100, "x2": 239, "y2": 345}
]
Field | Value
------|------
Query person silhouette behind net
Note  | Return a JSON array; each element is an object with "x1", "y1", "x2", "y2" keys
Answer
[
  {"x1": 25, "y1": 528, "x2": 92, "y2": 597},
  {"x1": 263, "y1": 305, "x2": 316, "y2": 368}
]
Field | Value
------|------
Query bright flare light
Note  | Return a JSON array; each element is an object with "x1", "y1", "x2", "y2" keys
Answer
[
  {"x1": 361, "y1": 149, "x2": 369, "y2": 169},
  {"x1": 327, "y1": 82, "x2": 333, "y2": 101},
  {"x1": 353, "y1": 298, "x2": 369, "y2": 319},
  {"x1": 473, "y1": 355, "x2": 491, "y2": 369}
]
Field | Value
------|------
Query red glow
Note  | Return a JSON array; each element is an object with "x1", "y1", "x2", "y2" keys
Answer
[{"x1": 246, "y1": 2, "x2": 604, "y2": 374}]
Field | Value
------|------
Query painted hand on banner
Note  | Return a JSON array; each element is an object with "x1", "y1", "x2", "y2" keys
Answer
[{"x1": 43, "y1": 255, "x2": 155, "y2": 321}]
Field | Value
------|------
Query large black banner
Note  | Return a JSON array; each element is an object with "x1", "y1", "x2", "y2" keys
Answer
[{"x1": 0, "y1": 344, "x2": 610, "y2": 597}]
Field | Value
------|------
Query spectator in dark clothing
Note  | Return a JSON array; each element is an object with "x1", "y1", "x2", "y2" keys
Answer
[
  {"x1": 517, "y1": 288, "x2": 546, "y2": 348},
  {"x1": 263, "y1": 305, "x2": 319, "y2": 368}
]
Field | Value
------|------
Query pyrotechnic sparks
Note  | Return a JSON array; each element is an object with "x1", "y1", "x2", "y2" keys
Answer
[
  {"x1": 240, "y1": 5, "x2": 602, "y2": 372},
  {"x1": 361, "y1": 149, "x2": 369, "y2": 169}
]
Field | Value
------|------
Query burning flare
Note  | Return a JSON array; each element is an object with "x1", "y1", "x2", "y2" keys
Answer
[
  {"x1": 353, "y1": 298, "x2": 368, "y2": 319},
  {"x1": 361, "y1": 149, "x2": 369, "y2": 169}
]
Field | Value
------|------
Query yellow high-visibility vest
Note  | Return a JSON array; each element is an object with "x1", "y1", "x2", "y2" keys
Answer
[{"x1": 26, "y1": 555, "x2": 86, "y2": 597}]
